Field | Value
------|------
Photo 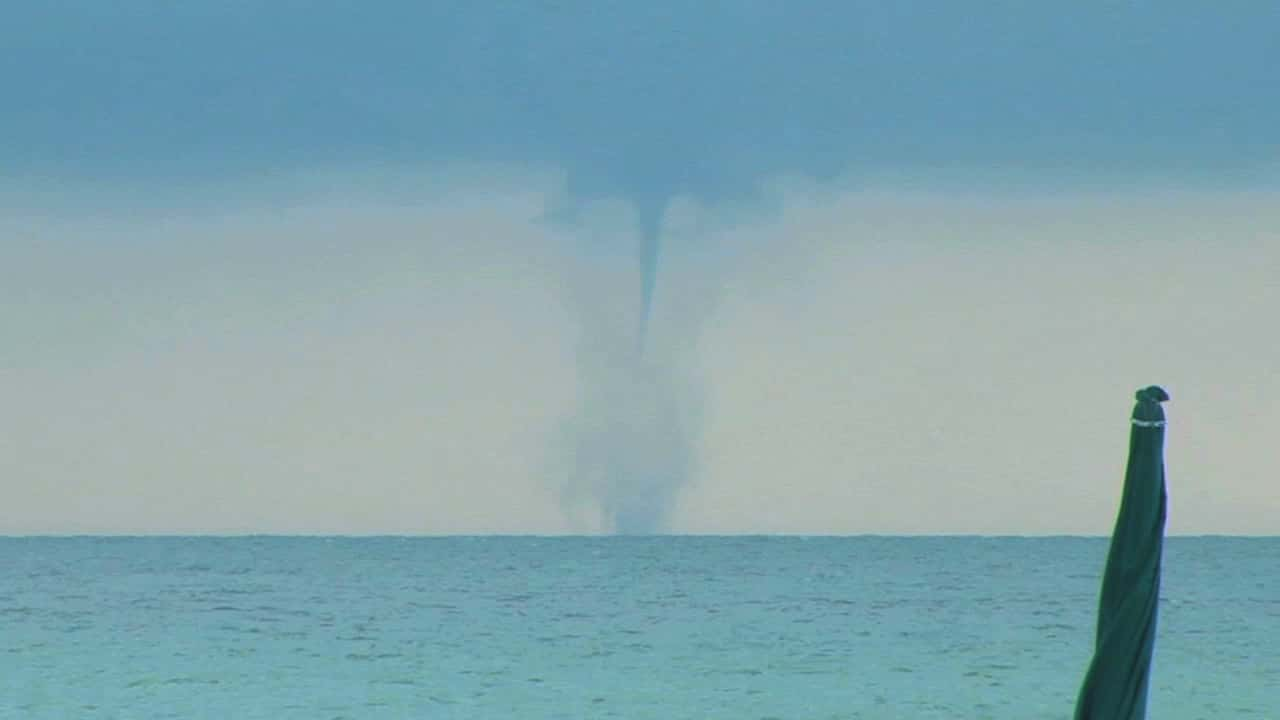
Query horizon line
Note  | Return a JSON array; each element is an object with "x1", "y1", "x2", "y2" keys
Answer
[{"x1": 2, "y1": 532, "x2": 1275, "y2": 540}]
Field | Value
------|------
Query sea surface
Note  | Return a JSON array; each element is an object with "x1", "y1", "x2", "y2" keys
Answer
[{"x1": 2, "y1": 536, "x2": 1276, "y2": 719}]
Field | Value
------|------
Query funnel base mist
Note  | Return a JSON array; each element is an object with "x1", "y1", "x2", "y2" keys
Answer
[{"x1": 561, "y1": 353, "x2": 694, "y2": 536}]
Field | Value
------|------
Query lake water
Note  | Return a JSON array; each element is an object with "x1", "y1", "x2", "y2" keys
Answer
[{"x1": 2, "y1": 536, "x2": 1276, "y2": 719}]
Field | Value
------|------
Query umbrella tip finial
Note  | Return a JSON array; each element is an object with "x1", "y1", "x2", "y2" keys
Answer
[{"x1": 1136, "y1": 386, "x2": 1170, "y2": 403}]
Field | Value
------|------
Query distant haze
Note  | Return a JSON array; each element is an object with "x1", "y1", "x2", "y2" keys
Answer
[{"x1": 2, "y1": 3, "x2": 1278, "y2": 534}]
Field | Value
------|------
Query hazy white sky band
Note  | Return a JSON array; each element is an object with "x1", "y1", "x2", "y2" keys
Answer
[{"x1": 3, "y1": 168, "x2": 1277, "y2": 535}]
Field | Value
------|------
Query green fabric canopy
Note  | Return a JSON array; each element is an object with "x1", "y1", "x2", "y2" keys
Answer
[{"x1": 1073, "y1": 386, "x2": 1170, "y2": 720}]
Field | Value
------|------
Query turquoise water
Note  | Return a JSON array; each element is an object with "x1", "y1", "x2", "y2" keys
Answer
[{"x1": 2, "y1": 537, "x2": 1276, "y2": 719}]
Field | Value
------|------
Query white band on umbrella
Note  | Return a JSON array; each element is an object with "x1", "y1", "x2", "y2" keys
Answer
[{"x1": 1132, "y1": 419, "x2": 1166, "y2": 427}]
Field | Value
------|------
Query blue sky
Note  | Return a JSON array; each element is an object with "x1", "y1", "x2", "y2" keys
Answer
[{"x1": 3, "y1": 3, "x2": 1278, "y2": 534}]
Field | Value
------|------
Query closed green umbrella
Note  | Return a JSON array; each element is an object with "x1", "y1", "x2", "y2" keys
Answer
[{"x1": 1073, "y1": 386, "x2": 1170, "y2": 720}]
